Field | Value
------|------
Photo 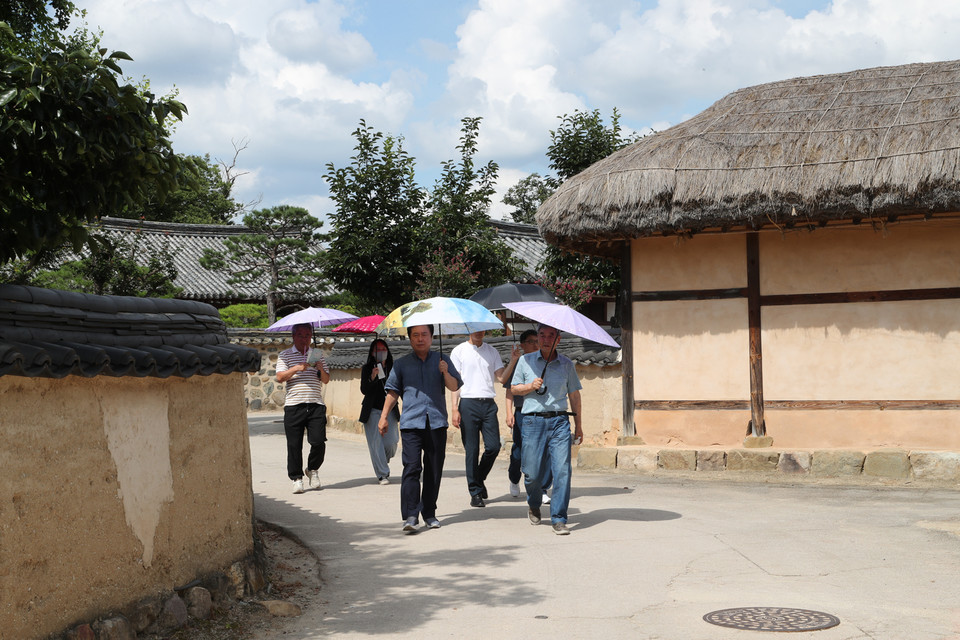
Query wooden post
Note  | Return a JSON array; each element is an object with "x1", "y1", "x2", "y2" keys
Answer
[
  {"x1": 620, "y1": 242, "x2": 635, "y2": 437},
  {"x1": 746, "y1": 233, "x2": 766, "y2": 437}
]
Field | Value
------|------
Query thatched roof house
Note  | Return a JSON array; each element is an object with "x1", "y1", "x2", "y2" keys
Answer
[
  {"x1": 540, "y1": 59, "x2": 960, "y2": 256},
  {"x1": 539, "y1": 60, "x2": 960, "y2": 451}
]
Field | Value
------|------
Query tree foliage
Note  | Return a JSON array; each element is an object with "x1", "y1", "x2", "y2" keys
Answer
[
  {"x1": 423, "y1": 117, "x2": 522, "y2": 293},
  {"x1": 413, "y1": 249, "x2": 478, "y2": 300},
  {"x1": 218, "y1": 303, "x2": 269, "y2": 329},
  {"x1": 501, "y1": 173, "x2": 557, "y2": 224},
  {"x1": 0, "y1": 0, "x2": 74, "y2": 41},
  {"x1": 120, "y1": 153, "x2": 241, "y2": 224},
  {"x1": 538, "y1": 108, "x2": 634, "y2": 297},
  {"x1": 21, "y1": 231, "x2": 182, "y2": 297},
  {"x1": 324, "y1": 121, "x2": 425, "y2": 312},
  {"x1": 0, "y1": 18, "x2": 191, "y2": 263},
  {"x1": 200, "y1": 205, "x2": 326, "y2": 323}
]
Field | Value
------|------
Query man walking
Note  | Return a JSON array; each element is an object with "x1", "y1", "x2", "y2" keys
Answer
[
  {"x1": 380, "y1": 324, "x2": 462, "y2": 533},
  {"x1": 510, "y1": 325, "x2": 582, "y2": 535},
  {"x1": 503, "y1": 329, "x2": 551, "y2": 500},
  {"x1": 275, "y1": 323, "x2": 330, "y2": 494},
  {"x1": 450, "y1": 331, "x2": 520, "y2": 507}
]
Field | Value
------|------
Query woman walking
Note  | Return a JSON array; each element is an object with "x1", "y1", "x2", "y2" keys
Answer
[{"x1": 360, "y1": 339, "x2": 399, "y2": 484}]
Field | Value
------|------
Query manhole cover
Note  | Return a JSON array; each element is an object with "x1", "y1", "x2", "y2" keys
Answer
[{"x1": 703, "y1": 607, "x2": 840, "y2": 632}]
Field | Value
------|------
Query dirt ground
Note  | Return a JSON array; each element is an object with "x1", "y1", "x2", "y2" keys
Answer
[{"x1": 148, "y1": 521, "x2": 322, "y2": 640}]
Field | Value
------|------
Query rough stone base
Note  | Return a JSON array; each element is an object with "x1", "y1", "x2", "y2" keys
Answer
[
  {"x1": 863, "y1": 449, "x2": 911, "y2": 479},
  {"x1": 578, "y1": 447, "x2": 619, "y2": 470}
]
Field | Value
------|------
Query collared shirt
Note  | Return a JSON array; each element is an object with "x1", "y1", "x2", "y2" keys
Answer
[
  {"x1": 277, "y1": 346, "x2": 326, "y2": 406},
  {"x1": 450, "y1": 340, "x2": 503, "y2": 399},
  {"x1": 385, "y1": 350, "x2": 462, "y2": 430},
  {"x1": 511, "y1": 351, "x2": 581, "y2": 414}
]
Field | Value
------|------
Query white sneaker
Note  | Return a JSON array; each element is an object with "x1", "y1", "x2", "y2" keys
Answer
[
  {"x1": 509, "y1": 482, "x2": 520, "y2": 498},
  {"x1": 542, "y1": 492, "x2": 551, "y2": 505},
  {"x1": 292, "y1": 479, "x2": 305, "y2": 494},
  {"x1": 306, "y1": 469, "x2": 320, "y2": 489}
]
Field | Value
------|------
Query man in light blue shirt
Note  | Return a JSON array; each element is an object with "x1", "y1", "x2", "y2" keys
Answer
[
  {"x1": 510, "y1": 325, "x2": 582, "y2": 535},
  {"x1": 381, "y1": 324, "x2": 462, "y2": 533}
]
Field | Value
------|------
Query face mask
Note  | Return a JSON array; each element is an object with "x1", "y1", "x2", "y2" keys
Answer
[{"x1": 375, "y1": 351, "x2": 387, "y2": 363}]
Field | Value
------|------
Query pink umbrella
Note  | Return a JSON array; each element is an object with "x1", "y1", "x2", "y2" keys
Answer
[
  {"x1": 502, "y1": 301, "x2": 620, "y2": 348},
  {"x1": 332, "y1": 315, "x2": 387, "y2": 333}
]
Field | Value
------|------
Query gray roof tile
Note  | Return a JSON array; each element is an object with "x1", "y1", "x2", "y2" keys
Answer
[{"x1": 0, "y1": 284, "x2": 260, "y2": 379}]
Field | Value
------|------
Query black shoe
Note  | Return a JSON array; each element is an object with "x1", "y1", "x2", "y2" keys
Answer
[
  {"x1": 528, "y1": 507, "x2": 541, "y2": 525},
  {"x1": 470, "y1": 494, "x2": 485, "y2": 508},
  {"x1": 480, "y1": 484, "x2": 488, "y2": 500}
]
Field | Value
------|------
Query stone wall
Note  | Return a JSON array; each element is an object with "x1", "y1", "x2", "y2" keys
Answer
[{"x1": 0, "y1": 374, "x2": 255, "y2": 639}]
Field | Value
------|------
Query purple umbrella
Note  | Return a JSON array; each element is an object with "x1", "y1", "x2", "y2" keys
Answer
[
  {"x1": 266, "y1": 307, "x2": 359, "y2": 332},
  {"x1": 502, "y1": 301, "x2": 620, "y2": 349}
]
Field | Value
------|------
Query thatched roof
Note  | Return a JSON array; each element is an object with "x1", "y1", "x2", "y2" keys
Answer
[{"x1": 538, "y1": 59, "x2": 960, "y2": 257}]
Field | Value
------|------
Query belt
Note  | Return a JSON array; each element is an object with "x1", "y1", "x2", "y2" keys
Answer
[{"x1": 529, "y1": 411, "x2": 576, "y2": 418}]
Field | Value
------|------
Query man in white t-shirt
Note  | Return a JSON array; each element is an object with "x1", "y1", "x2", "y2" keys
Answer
[
  {"x1": 276, "y1": 323, "x2": 330, "y2": 494},
  {"x1": 451, "y1": 331, "x2": 520, "y2": 507}
]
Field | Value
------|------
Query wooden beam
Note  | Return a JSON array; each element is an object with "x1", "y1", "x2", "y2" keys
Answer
[
  {"x1": 632, "y1": 288, "x2": 747, "y2": 302},
  {"x1": 747, "y1": 233, "x2": 766, "y2": 437},
  {"x1": 620, "y1": 243, "x2": 635, "y2": 437},
  {"x1": 636, "y1": 400, "x2": 960, "y2": 410},
  {"x1": 761, "y1": 287, "x2": 960, "y2": 306}
]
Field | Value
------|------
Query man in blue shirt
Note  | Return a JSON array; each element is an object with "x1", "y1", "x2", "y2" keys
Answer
[
  {"x1": 510, "y1": 325, "x2": 582, "y2": 535},
  {"x1": 380, "y1": 324, "x2": 462, "y2": 533}
]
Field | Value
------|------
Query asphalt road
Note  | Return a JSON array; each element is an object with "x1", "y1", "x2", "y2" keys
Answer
[{"x1": 248, "y1": 413, "x2": 960, "y2": 640}]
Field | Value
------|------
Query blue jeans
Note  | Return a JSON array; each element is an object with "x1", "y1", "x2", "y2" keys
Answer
[
  {"x1": 520, "y1": 415, "x2": 571, "y2": 523},
  {"x1": 459, "y1": 398, "x2": 501, "y2": 497},
  {"x1": 509, "y1": 410, "x2": 552, "y2": 490},
  {"x1": 364, "y1": 408, "x2": 398, "y2": 480}
]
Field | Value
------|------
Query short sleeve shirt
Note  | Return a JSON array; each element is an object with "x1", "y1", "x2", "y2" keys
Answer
[
  {"x1": 385, "y1": 350, "x2": 462, "y2": 430},
  {"x1": 277, "y1": 346, "x2": 325, "y2": 406},
  {"x1": 450, "y1": 340, "x2": 503, "y2": 399},
  {"x1": 511, "y1": 351, "x2": 581, "y2": 414}
]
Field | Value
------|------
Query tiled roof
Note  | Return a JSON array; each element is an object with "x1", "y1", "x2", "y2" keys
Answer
[
  {"x1": 321, "y1": 334, "x2": 620, "y2": 370},
  {"x1": 0, "y1": 284, "x2": 261, "y2": 378},
  {"x1": 89, "y1": 217, "x2": 548, "y2": 303},
  {"x1": 88, "y1": 217, "x2": 332, "y2": 305},
  {"x1": 490, "y1": 219, "x2": 547, "y2": 279}
]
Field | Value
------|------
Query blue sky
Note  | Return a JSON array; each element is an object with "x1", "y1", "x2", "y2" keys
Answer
[{"x1": 72, "y1": 0, "x2": 960, "y2": 223}]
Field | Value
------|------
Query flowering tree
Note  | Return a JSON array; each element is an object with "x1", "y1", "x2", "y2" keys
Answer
[
  {"x1": 413, "y1": 250, "x2": 478, "y2": 299},
  {"x1": 535, "y1": 277, "x2": 595, "y2": 310}
]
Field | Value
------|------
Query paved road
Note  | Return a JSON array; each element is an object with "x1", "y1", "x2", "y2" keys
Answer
[{"x1": 248, "y1": 413, "x2": 960, "y2": 639}]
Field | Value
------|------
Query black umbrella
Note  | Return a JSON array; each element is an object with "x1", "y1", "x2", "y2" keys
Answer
[{"x1": 468, "y1": 283, "x2": 557, "y2": 311}]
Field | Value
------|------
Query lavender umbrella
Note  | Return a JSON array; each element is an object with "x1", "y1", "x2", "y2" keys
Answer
[
  {"x1": 266, "y1": 307, "x2": 359, "y2": 332},
  {"x1": 501, "y1": 301, "x2": 620, "y2": 349}
]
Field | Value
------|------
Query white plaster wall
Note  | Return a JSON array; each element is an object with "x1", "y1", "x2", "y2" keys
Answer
[
  {"x1": 759, "y1": 219, "x2": 960, "y2": 294},
  {"x1": 763, "y1": 299, "x2": 960, "y2": 400},
  {"x1": 633, "y1": 298, "x2": 750, "y2": 400},
  {"x1": 632, "y1": 233, "x2": 746, "y2": 291}
]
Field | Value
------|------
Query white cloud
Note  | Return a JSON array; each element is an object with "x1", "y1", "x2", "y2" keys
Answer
[{"x1": 266, "y1": 1, "x2": 375, "y2": 71}]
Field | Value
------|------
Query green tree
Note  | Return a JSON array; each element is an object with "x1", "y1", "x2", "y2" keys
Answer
[
  {"x1": 413, "y1": 249, "x2": 478, "y2": 299},
  {"x1": 0, "y1": 17, "x2": 190, "y2": 263},
  {"x1": 121, "y1": 153, "x2": 241, "y2": 224},
  {"x1": 501, "y1": 173, "x2": 557, "y2": 224},
  {"x1": 200, "y1": 205, "x2": 326, "y2": 323},
  {"x1": 324, "y1": 121, "x2": 426, "y2": 311},
  {"x1": 424, "y1": 117, "x2": 522, "y2": 291},
  {"x1": 0, "y1": 0, "x2": 74, "y2": 41},
  {"x1": 538, "y1": 108, "x2": 633, "y2": 297},
  {"x1": 29, "y1": 232, "x2": 181, "y2": 297},
  {"x1": 219, "y1": 303, "x2": 269, "y2": 328}
]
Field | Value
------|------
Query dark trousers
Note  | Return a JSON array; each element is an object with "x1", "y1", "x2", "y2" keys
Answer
[
  {"x1": 509, "y1": 409, "x2": 551, "y2": 489},
  {"x1": 284, "y1": 403, "x2": 327, "y2": 480},
  {"x1": 459, "y1": 397, "x2": 501, "y2": 497},
  {"x1": 400, "y1": 426, "x2": 447, "y2": 521}
]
